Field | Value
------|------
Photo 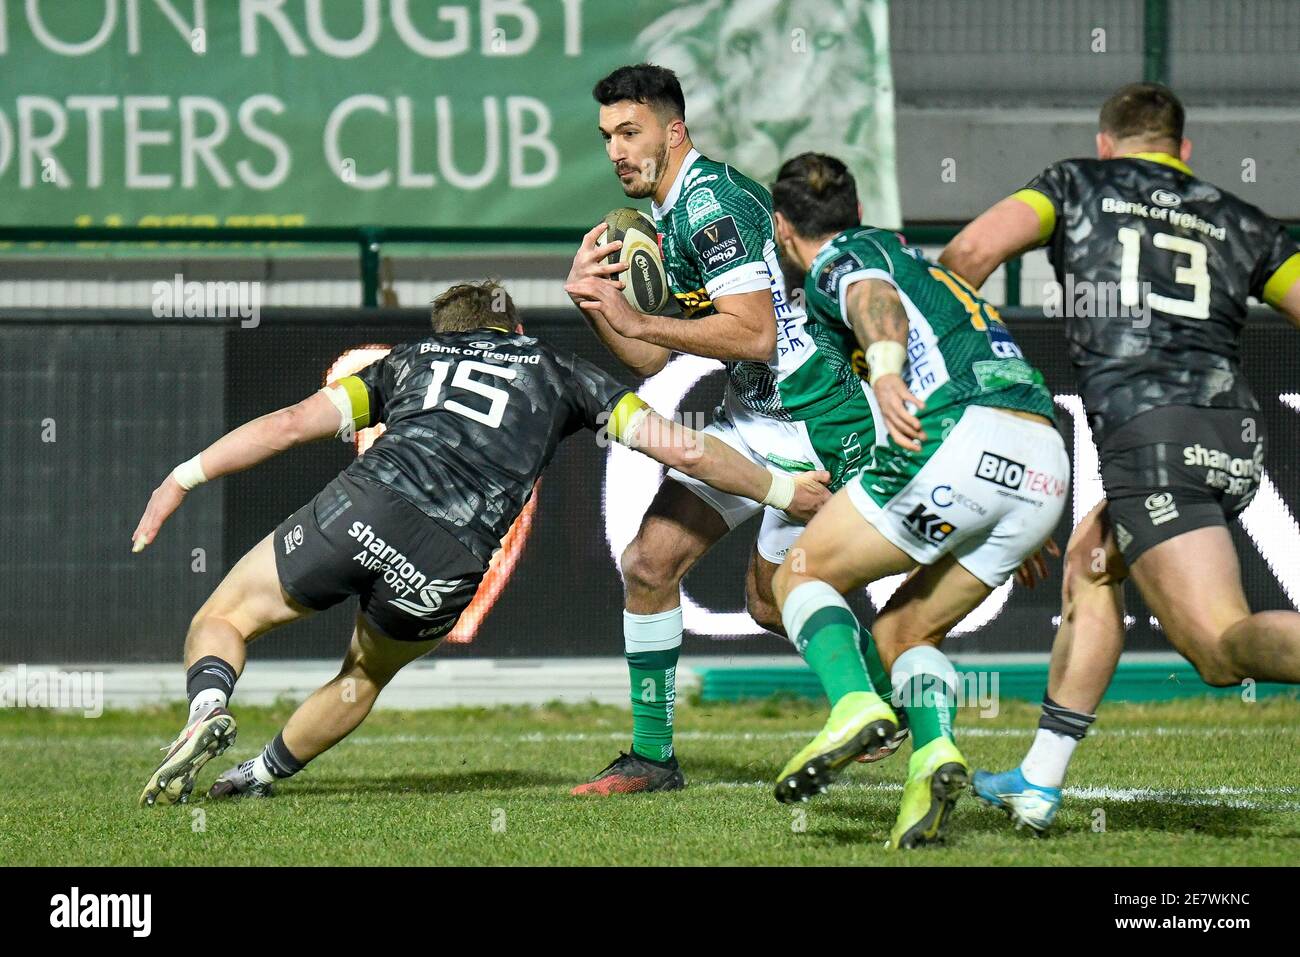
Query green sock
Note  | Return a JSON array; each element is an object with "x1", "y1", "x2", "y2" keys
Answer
[
  {"x1": 892, "y1": 647, "x2": 959, "y2": 751},
  {"x1": 902, "y1": 675, "x2": 957, "y2": 749},
  {"x1": 793, "y1": 605, "x2": 873, "y2": 707},
  {"x1": 859, "y1": 626, "x2": 894, "y2": 701},
  {"x1": 628, "y1": 648, "x2": 677, "y2": 762}
]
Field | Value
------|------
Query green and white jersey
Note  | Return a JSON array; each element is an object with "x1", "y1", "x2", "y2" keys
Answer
[
  {"x1": 805, "y1": 227, "x2": 1057, "y2": 424},
  {"x1": 652, "y1": 149, "x2": 860, "y2": 422}
]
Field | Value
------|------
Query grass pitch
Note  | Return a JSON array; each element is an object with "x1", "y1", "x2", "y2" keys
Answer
[{"x1": 2, "y1": 696, "x2": 1297, "y2": 866}]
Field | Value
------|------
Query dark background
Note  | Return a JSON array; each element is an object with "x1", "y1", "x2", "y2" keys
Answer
[{"x1": 2, "y1": 308, "x2": 1297, "y2": 664}]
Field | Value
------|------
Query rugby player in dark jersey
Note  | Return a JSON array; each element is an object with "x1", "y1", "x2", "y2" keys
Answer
[
  {"x1": 131, "y1": 281, "x2": 829, "y2": 806},
  {"x1": 940, "y1": 83, "x2": 1300, "y2": 831}
]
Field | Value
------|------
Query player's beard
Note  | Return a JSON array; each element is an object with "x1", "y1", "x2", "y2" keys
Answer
[
  {"x1": 776, "y1": 242, "x2": 806, "y2": 292},
  {"x1": 619, "y1": 142, "x2": 669, "y2": 199}
]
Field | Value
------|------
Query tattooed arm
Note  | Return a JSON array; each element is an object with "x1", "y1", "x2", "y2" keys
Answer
[{"x1": 843, "y1": 278, "x2": 927, "y2": 452}]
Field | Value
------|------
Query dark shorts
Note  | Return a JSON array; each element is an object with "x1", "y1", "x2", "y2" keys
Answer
[
  {"x1": 274, "y1": 472, "x2": 485, "y2": 642},
  {"x1": 1100, "y1": 405, "x2": 1265, "y2": 565}
]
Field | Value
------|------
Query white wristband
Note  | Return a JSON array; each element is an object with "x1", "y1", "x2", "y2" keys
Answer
[
  {"x1": 865, "y1": 341, "x2": 906, "y2": 386},
  {"x1": 619, "y1": 406, "x2": 652, "y2": 447},
  {"x1": 761, "y1": 469, "x2": 795, "y2": 510},
  {"x1": 172, "y1": 455, "x2": 207, "y2": 491},
  {"x1": 323, "y1": 385, "x2": 355, "y2": 438}
]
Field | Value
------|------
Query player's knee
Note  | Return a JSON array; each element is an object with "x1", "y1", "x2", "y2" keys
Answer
[
  {"x1": 185, "y1": 607, "x2": 232, "y2": 646},
  {"x1": 1171, "y1": 629, "x2": 1245, "y2": 687},
  {"x1": 620, "y1": 538, "x2": 685, "y2": 599},
  {"x1": 1186, "y1": 651, "x2": 1244, "y2": 688},
  {"x1": 1164, "y1": 616, "x2": 1242, "y2": 686}
]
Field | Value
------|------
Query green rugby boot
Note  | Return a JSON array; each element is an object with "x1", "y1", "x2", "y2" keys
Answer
[
  {"x1": 888, "y1": 736, "x2": 970, "y2": 850},
  {"x1": 774, "y1": 691, "x2": 898, "y2": 804}
]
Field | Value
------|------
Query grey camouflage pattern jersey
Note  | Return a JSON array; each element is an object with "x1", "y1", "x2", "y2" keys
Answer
[
  {"x1": 341, "y1": 330, "x2": 630, "y2": 564},
  {"x1": 1022, "y1": 155, "x2": 1300, "y2": 448}
]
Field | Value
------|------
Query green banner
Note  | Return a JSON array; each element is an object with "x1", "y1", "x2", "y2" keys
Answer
[{"x1": 0, "y1": 0, "x2": 898, "y2": 229}]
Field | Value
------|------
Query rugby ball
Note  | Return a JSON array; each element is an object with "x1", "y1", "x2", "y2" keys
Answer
[{"x1": 599, "y1": 208, "x2": 671, "y2": 315}]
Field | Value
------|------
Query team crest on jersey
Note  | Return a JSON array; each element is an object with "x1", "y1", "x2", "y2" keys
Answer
[
  {"x1": 690, "y1": 215, "x2": 746, "y2": 270},
  {"x1": 686, "y1": 187, "x2": 724, "y2": 226},
  {"x1": 816, "y1": 251, "x2": 864, "y2": 299}
]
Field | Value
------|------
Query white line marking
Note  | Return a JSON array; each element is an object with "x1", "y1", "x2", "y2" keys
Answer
[{"x1": 674, "y1": 781, "x2": 1300, "y2": 811}]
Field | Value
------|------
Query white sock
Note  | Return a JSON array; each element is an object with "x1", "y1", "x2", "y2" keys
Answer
[
  {"x1": 1021, "y1": 728, "x2": 1078, "y2": 789},
  {"x1": 249, "y1": 753, "x2": 278, "y2": 786},
  {"x1": 187, "y1": 688, "x2": 227, "y2": 723},
  {"x1": 780, "y1": 580, "x2": 851, "y2": 655},
  {"x1": 623, "y1": 607, "x2": 683, "y2": 655}
]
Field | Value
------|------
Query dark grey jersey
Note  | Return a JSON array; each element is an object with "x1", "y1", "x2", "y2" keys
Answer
[
  {"x1": 335, "y1": 329, "x2": 632, "y2": 563},
  {"x1": 1019, "y1": 155, "x2": 1300, "y2": 448}
]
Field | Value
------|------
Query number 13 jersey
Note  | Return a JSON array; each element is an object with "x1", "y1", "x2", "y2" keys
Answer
[{"x1": 1014, "y1": 153, "x2": 1300, "y2": 446}]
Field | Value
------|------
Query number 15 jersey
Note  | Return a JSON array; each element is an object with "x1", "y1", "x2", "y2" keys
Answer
[
  {"x1": 1015, "y1": 153, "x2": 1300, "y2": 447},
  {"x1": 332, "y1": 329, "x2": 638, "y2": 564}
]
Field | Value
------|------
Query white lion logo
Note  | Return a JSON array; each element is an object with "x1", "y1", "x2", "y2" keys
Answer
[{"x1": 638, "y1": 0, "x2": 900, "y2": 227}]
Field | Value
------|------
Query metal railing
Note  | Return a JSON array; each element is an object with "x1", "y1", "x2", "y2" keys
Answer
[
  {"x1": 3, "y1": 221, "x2": 1299, "y2": 309},
  {"x1": 0, "y1": 223, "x2": 978, "y2": 308}
]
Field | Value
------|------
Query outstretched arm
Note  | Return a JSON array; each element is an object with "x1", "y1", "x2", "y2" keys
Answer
[
  {"x1": 939, "y1": 194, "x2": 1048, "y2": 289},
  {"x1": 607, "y1": 396, "x2": 829, "y2": 523},
  {"x1": 131, "y1": 389, "x2": 345, "y2": 552}
]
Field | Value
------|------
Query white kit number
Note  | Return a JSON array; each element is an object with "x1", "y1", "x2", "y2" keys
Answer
[
  {"x1": 1118, "y1": 227, "x2": 1211, "y2": 319},
  {"x1": 423, "y1": 359, "x2": 516, "y2": 428}
]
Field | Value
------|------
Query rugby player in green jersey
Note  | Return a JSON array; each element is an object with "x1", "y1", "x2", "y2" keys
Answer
[
  {"x1": 564, "y1": 66, "x2": 886, "y2": 795},
  {"x1": 768, "y1": 154, "x2": 1070, "y2": 848}
]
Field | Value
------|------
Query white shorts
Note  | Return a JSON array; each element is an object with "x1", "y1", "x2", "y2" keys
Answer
[
  {"x1": 667, "y1": 390, "x2": 817, "y2": 566},
  {"x1": 846, "y1": 405, "x2": 1070, "y2": 587}
]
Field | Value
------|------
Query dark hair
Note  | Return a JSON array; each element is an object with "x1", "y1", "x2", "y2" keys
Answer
[
  {"x1": 592, "y1": 63, "x2": 686, "y2": 121},
  {"x1": 1099, "y1": 82, "x2": 1184, "y2": 145},
  {"x1": 430, "y1": 280, "x2": 519, "y2": 333},
  {"x1": 771, "y1": 153, "x2": 860, "y2": 238}
]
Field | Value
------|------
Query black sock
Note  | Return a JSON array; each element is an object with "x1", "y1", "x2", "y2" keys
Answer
[
  {"x1": 1038, "y1": 693, "x2": 1096, "y2": 741},
  {"x1": 261, "y1": 732, "x2": 308, "y2": 779},
  {"x1": 185, "y1": 656, "x2": 237, "y2": 707}
]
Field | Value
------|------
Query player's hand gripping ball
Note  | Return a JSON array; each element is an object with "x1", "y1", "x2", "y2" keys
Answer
[{"x1": 599, "y1": 208, "x2": 670, "y2": 315}]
